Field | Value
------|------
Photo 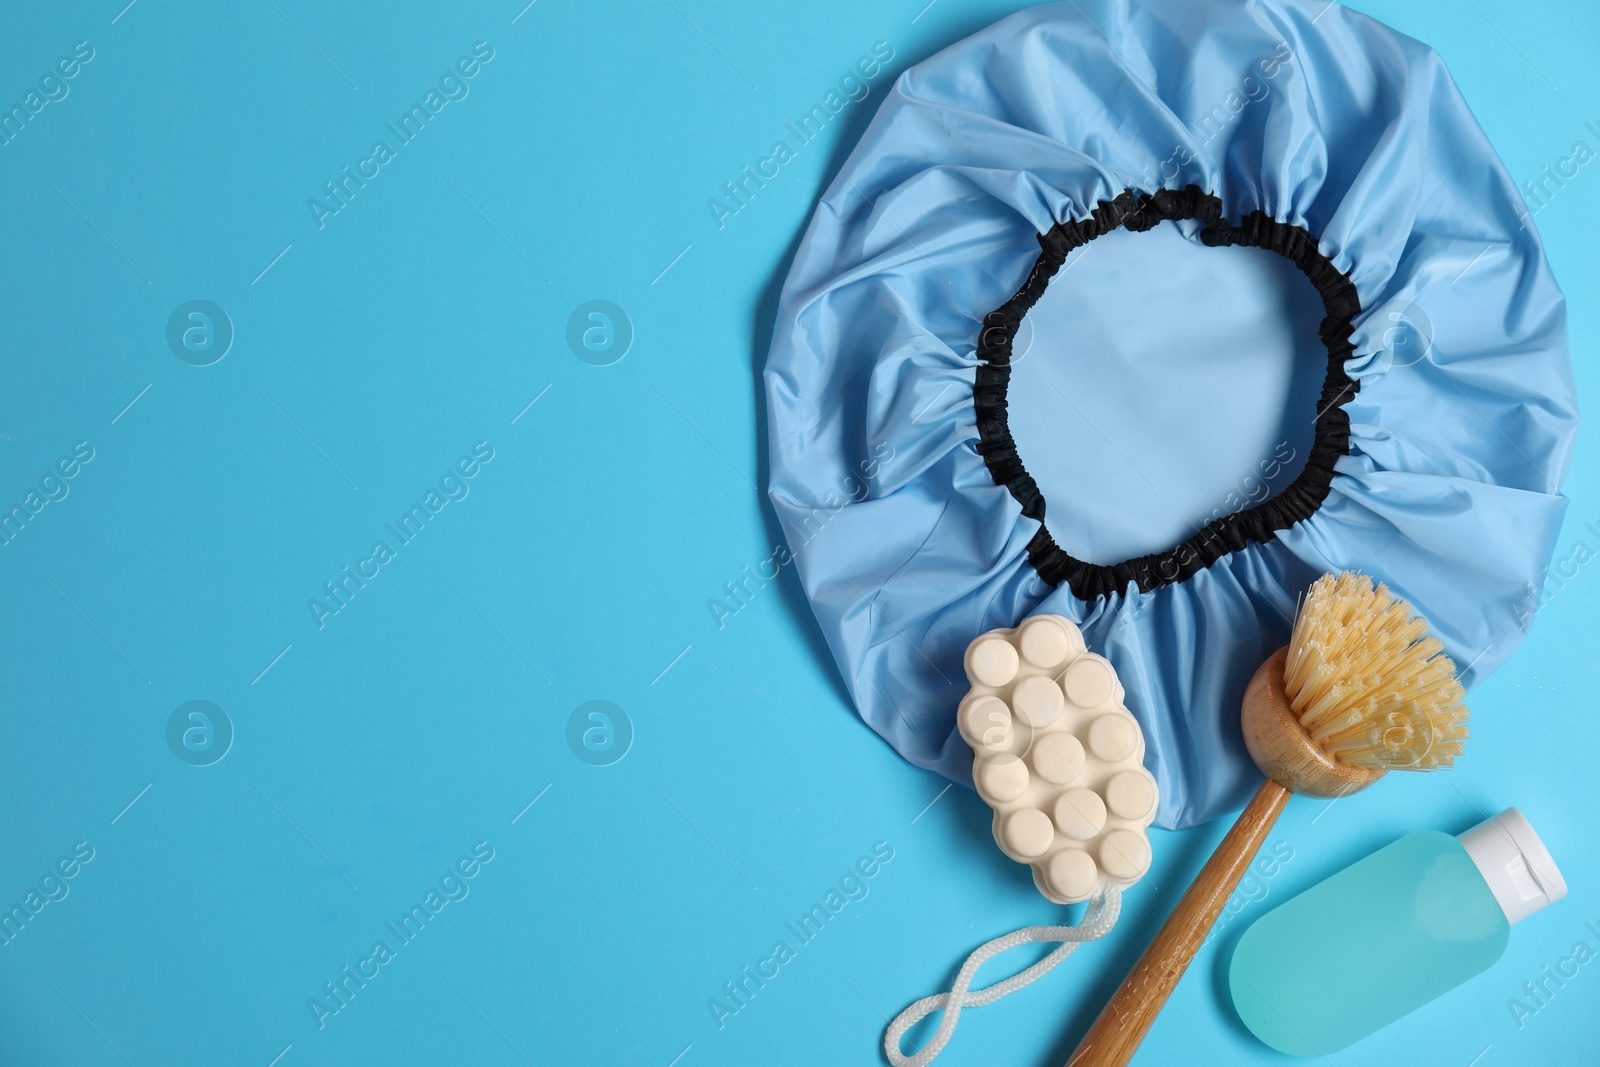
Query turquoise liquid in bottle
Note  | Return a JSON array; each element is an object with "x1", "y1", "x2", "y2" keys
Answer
[{"x1": 1229, "y1": 808, "x2": 1565, "y2": 1056}]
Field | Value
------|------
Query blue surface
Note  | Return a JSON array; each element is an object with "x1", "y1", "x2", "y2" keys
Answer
[{"x1": 0, "y1": 2, "x2": 1593, "y2": 1065}]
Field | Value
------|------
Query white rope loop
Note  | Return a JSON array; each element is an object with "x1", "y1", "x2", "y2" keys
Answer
[{"x1": 884, "y1": 889, "x2": 1122, "y2": 1067}]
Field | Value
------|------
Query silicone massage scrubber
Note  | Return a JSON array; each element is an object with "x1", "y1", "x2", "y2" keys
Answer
[
  {"x1": 879, "y1": 615, "x2": 1156, "y2": 1067},
  {"x1": 959, "y1": 616, "x2": 1158, "y2": 903}
]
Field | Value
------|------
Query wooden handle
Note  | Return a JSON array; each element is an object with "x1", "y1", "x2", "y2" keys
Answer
[{"x1": 1065, "y1": 778, "x2": 1291, "y2": 1067}]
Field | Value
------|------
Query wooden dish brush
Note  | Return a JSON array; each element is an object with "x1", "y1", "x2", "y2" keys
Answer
[{"x1": 1066, "y1": 571, "x2": 1470, "y2": 1067}]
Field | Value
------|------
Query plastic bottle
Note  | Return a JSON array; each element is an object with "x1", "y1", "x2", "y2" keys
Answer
[{"x1": 1228, "y1": 808, "x2": 1566, "y2": 1056}]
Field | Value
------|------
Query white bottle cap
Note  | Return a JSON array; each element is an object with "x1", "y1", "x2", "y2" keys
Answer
[{"x1": 1457, "y1": 808, "x2": 1567, "y2": 925}]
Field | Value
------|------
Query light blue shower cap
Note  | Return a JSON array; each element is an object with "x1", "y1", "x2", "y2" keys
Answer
[{"x1": 764, "y1": 0, "x2": 1577, "y2": 828}]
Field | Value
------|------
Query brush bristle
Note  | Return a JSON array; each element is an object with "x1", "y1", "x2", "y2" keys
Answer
[{"x1": 1282, "y1": 572, "x2": 1469, "y2": 771}]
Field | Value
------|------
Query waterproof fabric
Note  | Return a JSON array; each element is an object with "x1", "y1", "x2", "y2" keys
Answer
[{"x1": 764, "y1": 0, "x2": 1578, "y2": 828}]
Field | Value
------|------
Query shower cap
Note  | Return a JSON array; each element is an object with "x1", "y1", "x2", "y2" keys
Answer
[{"x1": 764, "y1": 0, "x2": 1577, "y2": 828}]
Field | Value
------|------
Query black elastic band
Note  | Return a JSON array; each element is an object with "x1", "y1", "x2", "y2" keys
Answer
[{"x1": 973, "y1": 185, "x2": 1360, "y2": 601}]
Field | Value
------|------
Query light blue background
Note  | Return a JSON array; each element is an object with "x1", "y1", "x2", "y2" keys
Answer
[{"x1": 0, "y1": 2, "x2": 1594, "y2": 1065}]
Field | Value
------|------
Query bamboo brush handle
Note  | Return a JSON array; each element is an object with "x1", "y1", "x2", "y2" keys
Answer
[{"x1": 1065, "y1": 778, "x2": 1290, "y2": 1067}]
